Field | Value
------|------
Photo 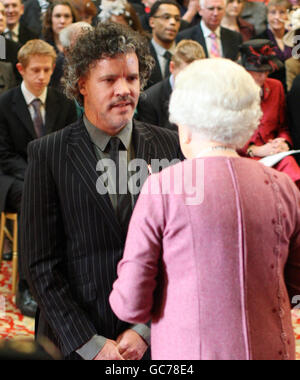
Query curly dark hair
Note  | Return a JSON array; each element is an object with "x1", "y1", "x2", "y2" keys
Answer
[{"x1": 64, "y1": 22, "x2": 155, "y2": 105}]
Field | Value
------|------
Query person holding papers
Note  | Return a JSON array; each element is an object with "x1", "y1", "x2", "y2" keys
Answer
[{"x1": 239, "y1": 39, "x2": 300, "y2": 188}]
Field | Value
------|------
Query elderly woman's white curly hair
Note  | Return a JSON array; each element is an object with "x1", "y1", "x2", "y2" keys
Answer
[{"x1": 169, "y1": 58, "x2": 262, "y2": 148}]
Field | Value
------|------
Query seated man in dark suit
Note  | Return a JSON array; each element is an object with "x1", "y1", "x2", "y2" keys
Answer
[
  {"x1": 146, "y1": 0, "x2": 182, "y2": 89},
  {"x1": 177, "y1": 0, "x2": 242, "y2": 60},
  {"x1": 2, "y1": 0, "x2": 39, "y2": 45},
  {"x1": 137, "y1": 39, "x2": 205, "y2": 130},
  {"x1": 0, "y1": 39, "x2": 77, "y2": 318},
  {"x1": 0, "y1": 1, "x2": 21, "y2": 83}
]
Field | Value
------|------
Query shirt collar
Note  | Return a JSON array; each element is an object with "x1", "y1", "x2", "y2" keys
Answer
[
  {"x1": 83, "y1": 114, "x2": 133, "y2": 152},
  {"x1": 21, "y1": 81, "x2": 48, "y2": 106},
  {"x1": 4, "y1": 23, "x2": 19, "y2": 37},
  {"x1": 151, "y1": 38, "x2": 176, "y2": 57},
  {"x1": 201, "y1": 19, "x2": 221, "y2": 38}
]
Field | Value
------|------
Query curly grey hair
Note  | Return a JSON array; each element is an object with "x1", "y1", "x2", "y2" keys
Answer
[{"x1": 64, "y1": 22, "x2": 154, "y2": 105}]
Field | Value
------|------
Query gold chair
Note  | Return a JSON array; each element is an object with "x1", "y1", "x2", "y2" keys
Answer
[{"x1": 0, "y1": 212, "x2": 18, "y2": 294}]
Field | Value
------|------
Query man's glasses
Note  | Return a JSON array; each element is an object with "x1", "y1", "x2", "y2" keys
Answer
[{"x1": 152, "y1": 14, "x2": 181, "y2": 22}]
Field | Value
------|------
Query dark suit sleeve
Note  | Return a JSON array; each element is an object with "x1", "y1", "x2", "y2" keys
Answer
[
  {"x1": 287, "y1": 75, "x2": 300, "y2": 153},
  {"x1": 21, "y1": 138, "x2": 98, "y2": 357},
  {"x1": 0, "y1": 102, "x2": 27, "y2": 180},
  {"x1": 137, "y1": 92, "x2": 159, "y2": 126}
]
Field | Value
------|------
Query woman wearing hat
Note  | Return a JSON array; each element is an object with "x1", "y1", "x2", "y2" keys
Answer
[{"x1": 239, "y1": 39, "x2": 300, "y2": 188}]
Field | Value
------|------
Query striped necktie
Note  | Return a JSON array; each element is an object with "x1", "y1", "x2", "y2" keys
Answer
[
  {"x1": 31, "y1": 98, "x2": 45, "y2": 138},
  {"x1": 210, "y1": 32, "x2": 220, "y2": 58}
]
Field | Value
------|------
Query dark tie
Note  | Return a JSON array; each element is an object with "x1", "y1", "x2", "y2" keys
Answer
[
  {"x1": 108, "y1": 137, "x2": 133, "y2": 232},
  {"x1": 163, "y1": 50, "x2": 172, "y2": 78},
  {"x1": 31, "y1": 98, "x2": 45, "y2": 138}
]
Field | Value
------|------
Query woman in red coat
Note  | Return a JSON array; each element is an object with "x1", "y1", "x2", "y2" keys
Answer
[{"x1": 240, "y1": 39, "x2": 300, "y2": 187}]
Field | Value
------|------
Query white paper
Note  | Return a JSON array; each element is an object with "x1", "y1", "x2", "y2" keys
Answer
[{"x1": 258, "y1": 150, "x2": 300, "y2": 167}]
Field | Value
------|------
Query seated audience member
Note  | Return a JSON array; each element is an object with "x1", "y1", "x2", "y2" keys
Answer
[
  {"x1": 176, "y1": 0, "x2": 243, "y2": 60},
  {"x1": 98, "y1": 0, "x2": 147, "y2": 35},
  {"x1": 221, "y1": 0, "x2": 255, "y2": 41},
  {"x1": 49, "y1": 21, "x2": 92, "y2": 94},
  {"x1": 239, "y1": 39, "x2": 300, "y2": 188},
  {"x1": 139, "y1": 0, "x2": 194, "y2": 34},
  {"x1": 137, "y1": 39, "x2": 205, "y2": 130},
  {"x1": 42, "y1": 0, "x2": 78, "y2": 53},
  {"x1": 0, "y1": 1, "x2": 21, "y2": 83},
  {"x1": 0, "y1": 61, "x2": 16, "y2": 94},
  {"x1": 287, "y1": 73, "x2": 300, "y2": 164},
  {"x1": 110, "y1": 58, "x2": 300, "y2": 360},
  {"x1": 283, "y1": 8, "x2": 300, "y2": 91},
  {"x1": 70, "y1": 0, "x2": 98, "y2": 25},
  {"x1": 21, "y1": 0, "x2": 49, "y2": 36},
  {"x1": 240, "y1": 0, "x2": 267, "y2": 35},
  {"x1": 1, "y1": 0, "x2": 39, "y2": 45},
  {"x1": 257, "y1": 0, "x2": 292, "y2": 90},
  {"x1": 146, "y1": 0, "x2": 182, "y2": 89},
  {"x1": 0, "y1": 39, "x2": 77, "y2": 318}
]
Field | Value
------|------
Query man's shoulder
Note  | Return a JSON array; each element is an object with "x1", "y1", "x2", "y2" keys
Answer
[
  {"x1": 134, "y1": 119, "x2": 178, "y2": 141},
  {"x1": 47, "y1": 87, "x2": 74, "y2": 104},
  {"x1": 0, "y1": 86, "x2": 20, "y2": 105},
  {"x1": 177, "y1": 24, "x2": 200, "y2": 39},
  {"x1": 220, "y1": 26, "x2": 243, "y2": 40}
]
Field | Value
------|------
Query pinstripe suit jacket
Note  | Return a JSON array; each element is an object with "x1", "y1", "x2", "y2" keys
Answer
[{"x1": 21, "y1": 118, "x2": 183, "y2": 359}]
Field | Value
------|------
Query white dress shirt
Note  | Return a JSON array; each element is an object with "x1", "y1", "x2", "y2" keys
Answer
[{"x1": 21, "y1": 81, "x2": 47, "y2": 125}]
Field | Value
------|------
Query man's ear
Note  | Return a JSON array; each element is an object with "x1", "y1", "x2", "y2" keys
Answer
[
  {"x1": 149, "y1": 16, "x2": 155, "y2": 29},
  {"x1": 78, "y1": 77, "x2": 86, "y2": 96},
  {"x1": 16, "y1": 62, "x2": 24, "y2": 76}
]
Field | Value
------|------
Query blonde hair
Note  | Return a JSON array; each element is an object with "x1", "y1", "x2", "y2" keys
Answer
[
  {"x1": 17, "y1": 39, "x2": 57, "y2": 67},
  {"x1": 267, "y1": 0, "x2": 291, "y2": 10},
  {"x1": 171, "y1": 40, "x2": 206, "y2": 67}
]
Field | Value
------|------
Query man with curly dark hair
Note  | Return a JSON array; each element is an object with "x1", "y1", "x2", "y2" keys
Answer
[{"x1": 20, "y1": 22, "x2": 183, "y2": 360}]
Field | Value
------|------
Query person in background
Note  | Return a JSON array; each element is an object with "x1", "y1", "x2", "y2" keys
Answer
[
  {"x1": 137, "y1": 39, "x2": 205, "y2": 130},
  {"x1": 240, "y1": 0, "x2": 267, "y2": 35},
  {"x1": 146, "y1": 0, "x2": 182, "y2": 89},
  {"x1": 98, "y1": 0, "x2": 147, "y2": 35},
  {"x1": 283, "y1": 8, "x2": 300, "y2": 91},
  {"x1": 49, "y1": 21, "x2": 92, "y2": 91},
  {"x1": 239, "y1": 39, "x2": 300, "y2": 188},
  {"x1": 21, "y1": 0, "x2": 50, "y2": 37},
  {"x1": 70, "y1": 0, "x2": 97, "y2": 25},
  {"x1": 0, "y1": 0, "x2": 39, "y2": 44},
  {"x1": 221, "y1": 0, "x2": 255, "y2": 41},
  {"x1": 0, "y1": 39, "x2": 77, "y2": 317},
  {"x1": 42, "y1": 0, "x2": 78, "y2": 53},
  {"x1": 176, "y1": 0, "x2": 243, "y2": 60},
  {"x1": 257, "y1": 0, "x2": 292, "y2": 90},
  {"x1": 110, "y1": 57, "x2": 300, "y2": 360}
]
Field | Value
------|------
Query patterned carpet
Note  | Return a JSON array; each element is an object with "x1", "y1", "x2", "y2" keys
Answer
[{"x1": 0, "y1": 261, "x2": 300, "y2": 359}]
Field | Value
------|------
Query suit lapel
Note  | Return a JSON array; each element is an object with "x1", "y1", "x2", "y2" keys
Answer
[
  {"x1": 196, "y1": 25, "x2": 209, "y2": 57},
  {"x1": 12, "y1": 87, "x2": 37, "y2": 139},
  {"x1": 132, "y1": 120, "x2": 156, "y2": 205},
  {"x1": 220, "y1": 27, "x2": 232, "y2": 59},
  {"x1": 67, "y1": 120, "x2": 123, "y2": 243}
]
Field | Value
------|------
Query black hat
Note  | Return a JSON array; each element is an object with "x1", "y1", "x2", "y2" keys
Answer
[{"x1": 239, "y1": 39, "x2": 283, "y2": 73}]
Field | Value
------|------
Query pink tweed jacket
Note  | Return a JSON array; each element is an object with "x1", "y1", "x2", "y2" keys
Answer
[{"x1": 110, "y1": 157, "x2": 300, "y2": 360}]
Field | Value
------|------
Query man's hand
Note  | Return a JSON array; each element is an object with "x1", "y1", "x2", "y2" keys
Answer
[
  {"x1": 116, "y1": 329, "x2": 148, "y2": 360},
  {"x1": 93, "y1": 339, "x2": 124, "y2": 360}
]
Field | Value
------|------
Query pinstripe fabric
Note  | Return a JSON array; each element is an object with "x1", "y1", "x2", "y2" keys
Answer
[{"x1": 20, "y1": 118, "x2": 183, "y2": 359}]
